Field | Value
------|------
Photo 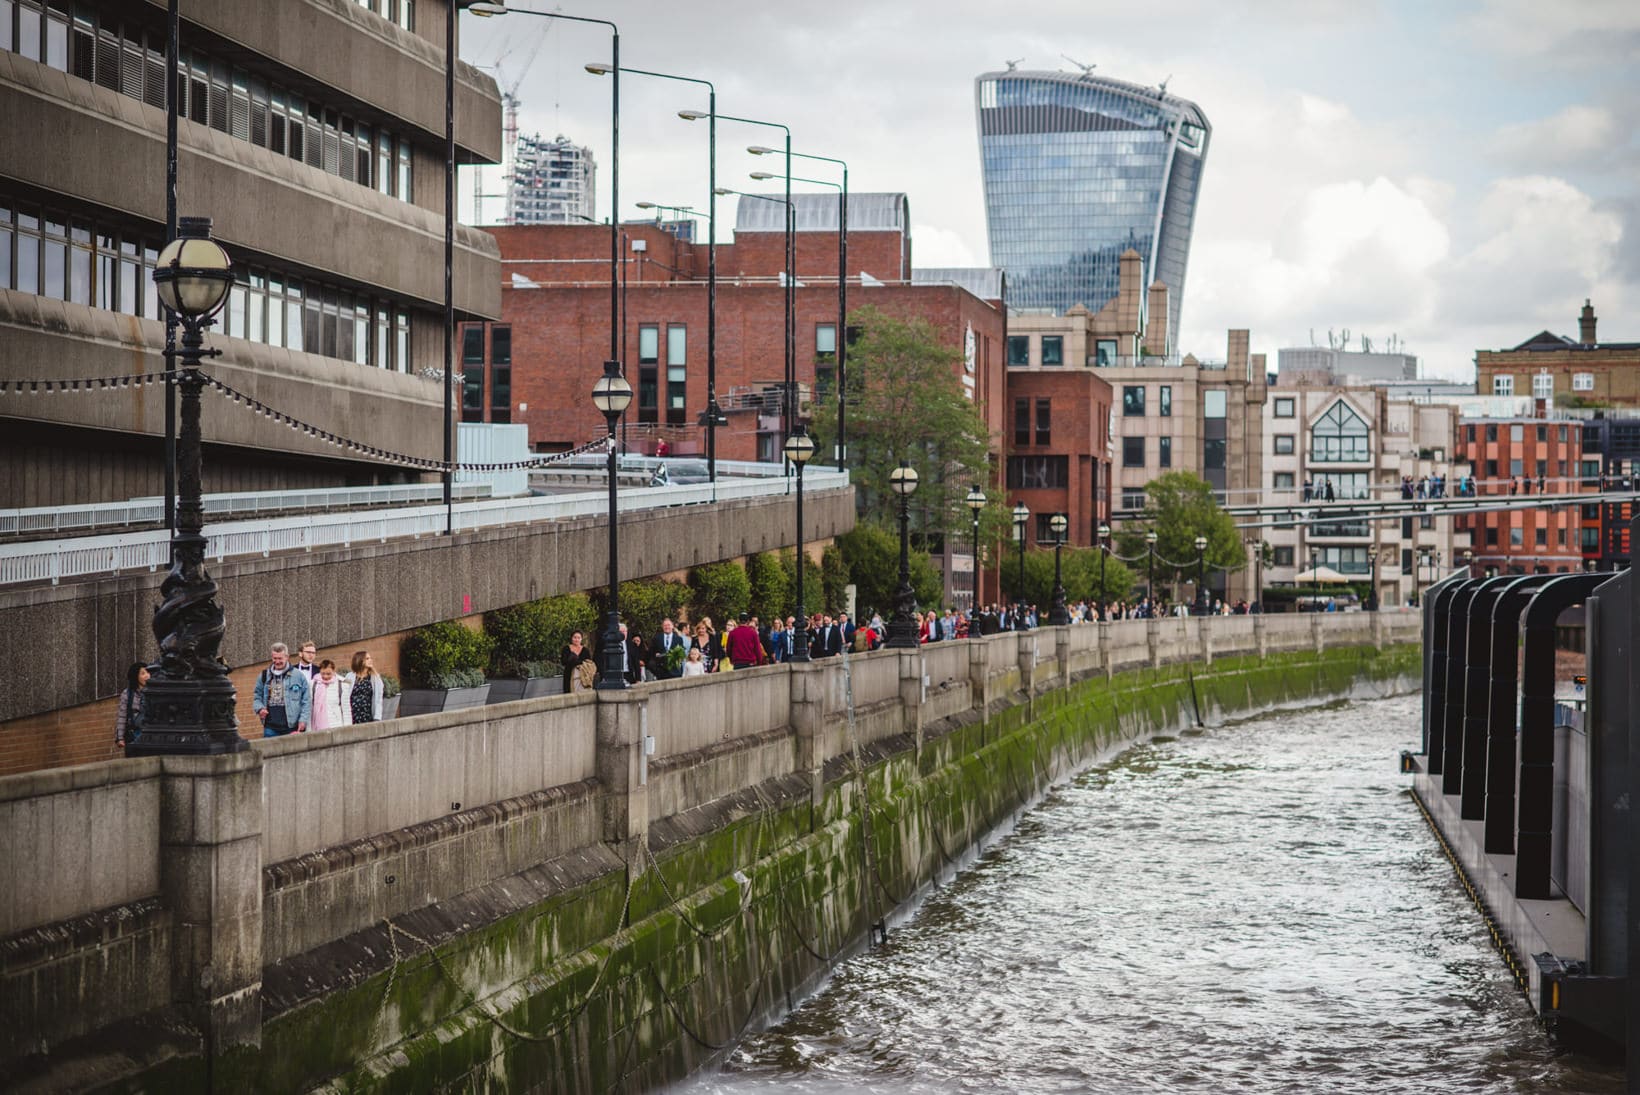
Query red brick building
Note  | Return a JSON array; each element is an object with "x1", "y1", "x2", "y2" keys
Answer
[
  {"x1": 1454, "y1": 417, "x2": 1587, "y2": 574},
  {"x1": 1005, "y1": 369, "x2": 1115, "y2": 547}
]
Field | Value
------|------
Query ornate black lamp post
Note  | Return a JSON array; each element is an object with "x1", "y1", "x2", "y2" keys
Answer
[
  {"x1": 129, "y1": 216, "x2": 241, "y2": 757},
  {"x1": 965, "y1": 484, "x2": 986, "y2": 618},
  {"x1": 1097, "y1": 522, "x2": 1111, "y2": 613},
  {"x1": 885, "y1": 462, "x2": 921, "y2": 648},
  {"x1": 785, "y1": 428, "x2": 815, "y2": 663},
  {"x1": 1012, "y1": 501, "x2": 1029, "y2": 607},
  {"x1": 1464, "y1": 548, "x2": 1475, "y2": 577},
  {"x1": 1368, "y1": 547, "x2": 1382, "y2": 611},
  {"x1": 1145, "y1": 530, "x2": 1158, "y2": 608},
  {"x1": 593, "y1": 363, "x2": 633, "y2": 689},
  {"x1": 1310, "y1": 549, "x2": 1321, "y2": 610},
  {"x1": 1194, "y1": 534, "x2": 1208, "y2": 615},
  {"x1": 1048, "y1": 513, "x2": 1070, "y2": 625}
]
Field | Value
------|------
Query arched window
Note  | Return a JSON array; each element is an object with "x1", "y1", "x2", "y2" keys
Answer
[{"x1": 1311, "y1": 400, "x2": 1370, "y2": 462}]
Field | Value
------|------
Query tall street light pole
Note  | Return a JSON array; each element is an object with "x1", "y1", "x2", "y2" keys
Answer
[
  {"x1": 1194, "y1": 534, "x2": 1208, "y2": 615},
  {"x1": 1145, "y1": 530, "x2": 1158, "y2": 609},
  {"x1": 714, "y1": 114, "x2": 792, "y2": 437},
  {"x1": 1097, "y1": 522, "x2": 1111, "y2": 612},
  {"x1": 1012, "y1": 501, "x2": 1029, "y2": 609},
  {"x1": 163, "y1": 0, "x2": 179, "y2": 548},
  {"x1": 592, "y1": 364, "x2": 633, "y2": 689},
  {"x1": 129, "y1": 217, "x2": 241, "y2": 757},
  {"x1": 1048, "y1": 513, "x2": 1070, "y2": 625},
  {"x1": 785, "y1": 428, "x2": 816, "y2": 662},
  {"x1": 965, "y1": 484, "x2": 986, "y2": 620},
  {"x1": 755, "y1": 146, "x2": 848, "y2": 468},
  {"x1": 886, "y1": 462, "x2": 921, "y2": 648},
  {"x1": 475, "y1": 2, "x2": 621, "y2": 461}
]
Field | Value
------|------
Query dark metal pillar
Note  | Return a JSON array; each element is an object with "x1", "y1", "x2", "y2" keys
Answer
[
  {"x1": 1459, "y1": 575, "x2": 1514, "y2": 819},
  {"x1": 1482, "y1": 573, "x2": 1555, "y2": 853},
  {"x1": 1422, "y1": 576, "x2": 1464, "y2": 772},
  {"x1": 1441, "y1": 579, "x2": 1483, "y2": 795}
]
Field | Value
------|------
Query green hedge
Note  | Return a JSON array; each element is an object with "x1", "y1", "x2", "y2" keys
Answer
[
  {"x1": 486, "y1": 593, "x2": 596, "y2": 677},
  {"x1": 401, "y1": 621, "x2": 495, "y2": 689}
]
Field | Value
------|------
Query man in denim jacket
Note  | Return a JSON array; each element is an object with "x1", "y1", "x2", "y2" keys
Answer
[{"x1": 253, "y1": 642, "x2": 312, "y2": 736}]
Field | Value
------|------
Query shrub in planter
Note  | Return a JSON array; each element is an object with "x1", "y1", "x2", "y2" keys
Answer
[
  {"x1": 486, "y1": 660, "x2": 565, "y2": 703},
  {"x1": 687, "y1": 561, "x2": 750, "y2": 625},
  {"x1": 379, "y1": 673, "x2": 402, "y2": 720},
  {"x1": 399, "y1": 623, "x2": 494, "y2": 715},
  {"x1": 591, "y1": 578, "x2": 688, "y2": 639}
]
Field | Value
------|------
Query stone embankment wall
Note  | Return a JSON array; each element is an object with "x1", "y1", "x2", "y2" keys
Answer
[{"x1": 0, "y1": 612, "x2": 1419, "y2": 1091}]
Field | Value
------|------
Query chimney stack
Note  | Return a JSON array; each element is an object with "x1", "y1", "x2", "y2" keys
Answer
[{"x1": 1579, "y1": 299, "x2": 1597, "y2": 345}]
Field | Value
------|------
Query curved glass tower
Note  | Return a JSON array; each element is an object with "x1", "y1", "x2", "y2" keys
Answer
[{"x1": 975, "y1": 70, "x2": 1210, "y2": 353}]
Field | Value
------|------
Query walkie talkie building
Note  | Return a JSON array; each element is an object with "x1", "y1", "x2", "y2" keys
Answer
[{"x1": 975, "y1": 70, "x2": 1210, "y2": 354}]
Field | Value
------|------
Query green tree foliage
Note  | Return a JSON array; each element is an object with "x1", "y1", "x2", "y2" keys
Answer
[
  {"x1": 687, "y1": 561, "x2": 751, "y2": 624},
  {"x1": 746, "y1": 551, "x2": 790, "y2": 622},
  {"x1": 485, "y1": 593, "x2": 598, "y2": 676},
  {"x1": 810, "y1": 305, "x2": 995, "y2": 546},
  {"x1": 592, "y1": 578, "x2": 689, "y2": 640},
  {"x1": 820, "y1": 544, "x2": 850, "y2": 614},
  {"x1": 1001, "y1": 544, "x2": 1135, "y2": 606},
  {"x1": 401, "y1": 621, "x2": 495, "y2": 689},
  {"x1": 1114, "y1": 471, "x2": 1245, "y2": 580},
  {"x1": 837, "y1": 522, "x2": 943, "y2": 617},
  {"x1": 777, "y1": 548, "x2": 823, "y2": 619}
]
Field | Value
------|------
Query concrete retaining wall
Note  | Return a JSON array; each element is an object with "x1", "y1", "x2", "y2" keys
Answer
[{"x1": 0, "y1": 612, "x2": 1420, "y2": 1089}]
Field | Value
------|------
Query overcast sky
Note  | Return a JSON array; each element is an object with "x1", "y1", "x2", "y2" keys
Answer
[{"x1": 458, "y1": 0, "x2": 1639, "y2": 381}]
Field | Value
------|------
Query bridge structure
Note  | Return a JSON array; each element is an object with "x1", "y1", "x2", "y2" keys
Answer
[
  {"x1": 1406, "y1": 513, "x2": 1638, "y2": 1067},
  {"x1": 0, "y1": 464, "x2": 853, "y2": 774},
  {"x1": 1115, "y1": 486, "x2": 1640, "y2": 533}
]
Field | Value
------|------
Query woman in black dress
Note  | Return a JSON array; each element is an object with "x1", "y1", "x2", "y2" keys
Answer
[{"x1": 562, "y1": 631, "x2": 596, "y2": 692}]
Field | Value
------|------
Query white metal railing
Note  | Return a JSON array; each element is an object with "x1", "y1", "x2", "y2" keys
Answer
[
  {"x1": 0, "y1": 465, "x2": 848, "y2": 586},
  {"x1": 0, "y1": 482, "x2": 494, "y2": 537}
]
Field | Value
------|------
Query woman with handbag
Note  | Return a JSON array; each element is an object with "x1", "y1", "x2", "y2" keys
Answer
[{"x1": 562, "y1": 631, "x2": 596, "y2": 692}]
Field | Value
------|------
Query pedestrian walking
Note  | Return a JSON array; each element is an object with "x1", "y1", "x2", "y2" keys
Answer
[
  {"x1": 254, "y1": 642, "x2": 311, "y2": 737},
  {"x1": 562, "y1": 630, "x2": 595, "y2": 692},
  {"x1": 349, "y1": 650, "x2": 383, "y2": 724},
  {"x1": 113, "y1": 661, "x2": 148, "y2": 751},
  {"x1": 310, "y1": 660, "x2": 351, "y2": 731}
]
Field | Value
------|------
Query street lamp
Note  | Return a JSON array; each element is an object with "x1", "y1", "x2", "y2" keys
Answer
[
  {"x1": 592, "y1": 363, "x2": 633, "y2": 689},
  {"x1": 1097, "y1": 523, "x2": 1111, "y2": 616},
  {"x1": 1048, "y1": 513, "x2": 1070, "y2": 625},
  {"x1": 1194, "y1": 534, "x2": 1208, "y2": 615},
  {"x1": 1145, "y1": 530, "x2": 1158, "y2": 609},
  {"x1": 1368, "y1": 547, "x2": 1382, "y2": 611},
  {"x1": 1310, "y1": 549, "x2": 1321, "y2": 610},
  {"x1": 1464, "y1": 548, "x2": 1475, "y2": 577},
  {"x1": 784, "y1": 428, "x2": 815, "y2": 663},
  {"x1": 886, "y1": 462, "x2": 921, "y2": 648},
  {"x1": 1012, "y1": 501, "x2": 1030, "y2": 607},
  {"x1": 965, "y1": 484, "x2": 986, "y2": 618},
  {"x1": 754, "y1": 145, "x2": 848, "y2": 468},
  {"x1": 129, "y1": 216, "x2": 241, "y2": 756}
]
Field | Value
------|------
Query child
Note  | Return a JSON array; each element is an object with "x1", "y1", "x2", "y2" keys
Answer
[
  {"x1": 310, "y1": 659, "x2": 353, "y2": 731},
  {"x1": 681, "y1": 647, "x2": 707, "y2": 677}
]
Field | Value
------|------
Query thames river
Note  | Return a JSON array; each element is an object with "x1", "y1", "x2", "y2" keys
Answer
[{"x1": 686, "y1": 693, "x2": 1622, "y2": 1095}]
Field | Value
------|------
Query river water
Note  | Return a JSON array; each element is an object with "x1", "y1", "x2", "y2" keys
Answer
[{"x1": 684, "y1": 693, "x2": 1623, "y2": 1095}]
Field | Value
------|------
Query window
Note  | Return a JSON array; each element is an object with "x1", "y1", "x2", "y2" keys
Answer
[
  {"x1": 1510, "y1": 459, "x2": 1523, "y2": 476},
  {"x1": 1573, "y1": 373, "x2": 1594, "y2": 391},
  {"x1": 1158, "y1": 436, "x2": 1172, "y2": 468},
  {"x1": 1274, "y1": 397, "x2": 1295, "y2": 418},
  {"x1": 1122, "y1": 488, "x2": 1146, "y2": 510},
  {"x1": 461, "y1": 324, "x2": 484, "y2": 422},
  {"x1": 1582, "y1": 527, "x2": 1600, "y2": 549},
  {"x1": 1510, "y1": 424, "x2": 1524, "y2": 442},
  {"x1": 1035, "y1": 399, "x2": 1051, "y2": 446},
  {"x1": 1273, "y1": 434, "x2": 1295, "y2": 455},
  {"x1": 1123, "y1": 386, "x2": 1145, "y2": 416},
  {"x1": 1467, "y1": 424, "x2": 1476, "y2": 442},
  {"x1": 1535, "y1": 527, "x2": 1547, "y2": 547},
  {"x1": 1273, "y1": 472, "x2": 1295, "y2": 490},
  {"x1": 1204, "y1": 439, "x2": 1226, "y2": 470},
  {"x1": 1486, "y1": 527, "x2": 1499, "y2": 546},
  {"x1": 1533, "y1": 373, "x2": 1553, "y2": 400},
  {"x1": 1486, "y1": 424, "x2": 1498, "y2": 442},
  {"x1": 1006, "y1": 456, "x2": 1068, "y2": 489},
  {"x1": 1013, "y1": 398, "x2": 1030, "y2": 447},
  {"x1": 1557, "y1": 527, "x2": 1567, "y2": 547},
  {"x1": 1310, "y1": 400, "x2": 1370, "y2": 462},
  {"x1": 1094, "y1": 338, "x2": 1117, "y2": 367},
  {"x1": 490, "y1": 325, "x2": 511, "y2": 424},
  {"x1": 1535, "y1": 425, "x2": 1547, "y2": 443},
  {"x1": 1401, "y1": 517, "x2": 1413, "y2": 539},
  {"x1": 1159, "y1": 385, "x2": 1172, "y2": 417},
  {"x1": 1493, "y1": 375, "x2": 1514, "y2": 396},
  {"x1": 815, "y1": 323, "x2": 835, "y2": 359},
  {"x1": 666, "y1": 325, "x2": 686, "y2": 425},
  {"x1": 1122, "y1": 436, "x2": 1145, "y2": 467},
  {"x1": 1040, "y1": 336, "x2": 1063, "y2": 366},
  {"x1": 1204, "y1": 390, "x2": 1226, "y2": 419},
  {"x1": 1535, "y1": 459, "x2": 1547, "y2": 478},
  {"x1": 1274, "y1": 546, "x2": 1295, "y2": 567},
  {"x1": 1007, "y1": 335, "x2": 1029, "y2": 366},
  {"x1": 1558, "y1": 425, "x2": 1569, "y2": 442},
  {"x1": 638, "y1": 325, "x2": 659, "y2": 423},
  {"x1": 1509, "y1": 527, "x2": 1523, "y2": 547},
  {"x1": 1316, "y1": 547, "x2": 1370, "y2": 575}
]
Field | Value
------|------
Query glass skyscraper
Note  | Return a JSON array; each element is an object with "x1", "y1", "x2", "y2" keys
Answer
[{"x1": 975, "y1": 70, "x2": 1210, "y2": 353}]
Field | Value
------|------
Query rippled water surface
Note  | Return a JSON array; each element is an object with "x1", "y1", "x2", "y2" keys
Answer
[{"x1": 684, "y1": 694, "x2": 1622, "y2": 1095}]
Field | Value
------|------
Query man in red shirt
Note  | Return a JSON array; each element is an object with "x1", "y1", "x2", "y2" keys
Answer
[{"x1": 725, "y1": 613, "x2": 767, "y2": 670}]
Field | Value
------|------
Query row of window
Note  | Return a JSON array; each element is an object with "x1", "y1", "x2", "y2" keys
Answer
[
  {"x1": 0, "y1": 2, "x2": 416, "y2": 203},
  {"x1": 1012, "y1": 398, "x2": 1051, "y2": 447},
  {"x1": 1480, "y1": 525, "x2": 1570, "y2": 548},
  {"x1": 1492, "y1": 374, "x2": 1599, "y2": 396},
  {"x1": 1463, "y1": 422, "x2": 1575, "y2": 444},
  {"x1": 638, "y1": 324, "x2": 688, "y2": 426},
  {"x1": 1121, "y1": 385, "x2": 1171, "y2": 416},
  {"x1": 1006, "y1": 333, "x2": 1124, "y2": 368},
  {"x1": 460, "y1": 324, "x2": 511, "y2": 424},
  {"x1": 1121, "y1": 436, "x2": 1207, "y2": 468},
  {"x1": 0, "y1": 194, "x2": 414, "y2": 369},
  {"x1": 351, "y1": 0, "x2": 415, "y2": 31}
]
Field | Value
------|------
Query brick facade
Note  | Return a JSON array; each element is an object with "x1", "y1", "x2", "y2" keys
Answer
[{"x1": 1454, "y1": 418, "x2": 1586, "y2": 575}]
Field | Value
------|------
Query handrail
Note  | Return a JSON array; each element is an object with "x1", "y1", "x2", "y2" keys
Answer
[{"x1": 0, "y1": 465, "x2": 849, "y2": 587}]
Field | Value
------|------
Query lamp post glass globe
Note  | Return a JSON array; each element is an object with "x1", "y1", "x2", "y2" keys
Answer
[
  {"x1": 591, "y1": 371, "x2": 633, "y2": 417},
  {"x1": 1193, "y1": 535, "x2": 1208, "y2": 614},
  {"x1": 153, "y1": 228, "x2": 234, "y2": 319},
  {"x1": 965, "y1": 484, "x2": 986, "y2": 514},
  {"x1": 1047, "y1": 513, "x2": 1070, "y2": 624},
  {"x1": 785, "y1": 429, "x2": 814, "y2": 661},
  {"x1": 884, "y1": 462, "x2": 921, "y2": 648},
  {"x1": 783, "y1": 430, "x2": 815, "y2": 465},
  {"x1": 890, "y1": 462, "x2": 919, "y2": 496}
]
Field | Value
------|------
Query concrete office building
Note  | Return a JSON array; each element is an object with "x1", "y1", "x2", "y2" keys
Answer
[
  {"x1": 974, "y1": 68, "x2": 1209, "y2": 351},
  {"x1": 507, "y1": 132, "x2": 595, "y2": 226},
  {"x1": 1261, "y1": 386, "x2": 1466, "y2": 607},
  {"x1": 0, "y1": 0, "x2": 503, "y2": 508},
  {"x1": 1476, "y1": 301, "x2": 1640, "y2": 409},
  {"x1": 1276, "y1": 345, "x2": 1419, "y2": 385}
]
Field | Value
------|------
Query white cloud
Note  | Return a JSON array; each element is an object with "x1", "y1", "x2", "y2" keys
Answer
[
  {"x1": 1492, "y1": 105, "x2": 1619, "y2": 171},
  {"x1": 911, "y1": 224, "x2": 981, "y2": 269}
]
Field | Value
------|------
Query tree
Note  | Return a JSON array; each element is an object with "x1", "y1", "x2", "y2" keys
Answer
[
  {"x1": 746, "y1": 552, "x2": 789, "y2": 622},
  {"x1": 687, "y1": 561, "x2": 750, "y2": 624},
  {"x1": 836, "y1": 522, "x2": 943, "y2": 617},
  {"x1": 820, "y1": 544, "x2": 850, "y2": 613},
  {"x1": 1002, "y1": 543, "x2": 1134, "y2": 607},
  {"x1": 810, "y1": 306, "x2": 995, "y2": 551},
  {"x1": 776, "y1": 548, "x2": 823, "y2": 619},
  {"x1": 592, "y1": 578, "x2": 689, "y2": 640},
  {"x1": 1114, "y1": 471, "x2": 1243, "y2": 601}
]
